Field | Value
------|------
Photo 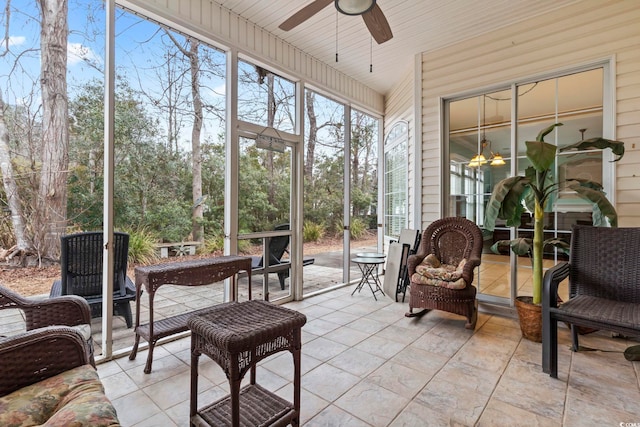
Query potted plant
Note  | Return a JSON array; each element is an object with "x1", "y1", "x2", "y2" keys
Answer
[{"x1": 483, "y1": 123, "x2": 625, "y2": 341}]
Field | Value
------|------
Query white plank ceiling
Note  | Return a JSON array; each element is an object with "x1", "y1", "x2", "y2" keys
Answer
[{"x1": 215, "y1": 0, "x2": 580, "y2": 96}]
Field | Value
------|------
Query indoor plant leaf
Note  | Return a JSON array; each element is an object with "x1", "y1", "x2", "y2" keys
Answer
[
  {"x1": 490, "y1": 238, "x2": 532, "y2": 256},
  {"x1": 543, "y1": 238, "x2": 570, "y2": 255},
  {"x1": 484, "y1": 176, "x2": 530, "y2": 231},
  {"x1": 526, "y1": 140, "x2": 557, "y2": 172},
  {"x1": 561, "y1": 137, "x2": 625, "y2": 161},
  {"x1": 568, "y1": 182, "x2": 618, "y2": 227}
]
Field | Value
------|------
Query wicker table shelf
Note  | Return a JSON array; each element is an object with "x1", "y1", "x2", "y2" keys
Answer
[
  {"x1": 188, "y1": 300, "x2": 307, "y2": 427},
  {"x1": 129, "y1": 255, "x2": 252, "y2": 374}
]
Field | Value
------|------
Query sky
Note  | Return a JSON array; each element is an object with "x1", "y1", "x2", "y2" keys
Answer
[
  {"x1": 0, "y1": 0, "x2": 376, "y2": 152},
  {"x1": 1, "y1": 0, "x2": 227, "y2": 149}
]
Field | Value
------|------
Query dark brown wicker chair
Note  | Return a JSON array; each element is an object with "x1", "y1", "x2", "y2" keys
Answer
[
  {"x1": 0, "y1": 285, "x2": 95, "y2": 366},
  {"x1": 50, "y1": 231, "x2": 136, "y2": 328},
  {"x1": 542, "y1": 225, "x2": 640, "y2": 378},
  {"x1": 0, "y1": 326, "x2": 119, "y2": 426},
  {"x1": 406, "y1": 217, "x2": 483, "y2": 329}
]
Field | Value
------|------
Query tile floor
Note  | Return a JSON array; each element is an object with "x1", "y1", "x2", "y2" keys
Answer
[{"x1": 98, "y1": 285, "x2": 640, "y2": 427}]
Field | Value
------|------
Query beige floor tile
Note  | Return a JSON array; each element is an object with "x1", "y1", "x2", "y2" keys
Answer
[
  {"x1": 306, "y1": 404, "x2": 371, "y2": 426},
  {"x1": 111, "y1": 389, "x2": 163, "y2": 426},
  {"x1": 302, "y1": 318, "x2": 342, "y2": 336},
  {"x1": 389, "y1": 400, "x2": 464, "y2": 427},
  {"x1": 302, "y1": 336, "x2": 349, "y2": 361},
  {"x1": 131, "y1": 411, "x2": 179, "y2": 427},
  {"x1": 354, "y1": 334, "x2": 406, "y2": 359},
  {"x1": 323, "y1": 325, "x2": 371, "y2": 346},
  {"x1": 302, "y1": 363, "x2": 361, "y2": 401},
  {"x1": 276, "y1": 383, "x2": 330, "y2": 425},
  {"x1": 414, "y1": 375, "x2": 489, "y2": 426},
  {"x1": 335, "y1": 380, "x2": 409, "y2": 426},
  {"x1": 491, "y1": 358, "x2": 565, "y2": 422},
  {"x1": 563, "y1": 393, "x2": 640, "y2": 427},
  {"x1": 328, "y1": 347, "x2": 386, "y2": 377},
  {"x1": 477, "y1": 398, "x2": 560, "y2": 427},
  {"x1": 367, "y1": 360, "x2": 433, "y2": 399},
  {"x1": 391, "y1": 346, "x2": 449, "y2": 377}
]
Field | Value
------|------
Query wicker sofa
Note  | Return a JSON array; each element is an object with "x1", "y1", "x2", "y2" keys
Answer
[{"x1": 0, "y1": 327, "x2": 120, "y2": 426}]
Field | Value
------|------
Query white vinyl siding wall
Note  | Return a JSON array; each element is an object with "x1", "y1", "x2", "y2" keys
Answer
[
  {"x1": 384, "y1": 67, "x2": 416, "y2": 228},
  {"x1": 119, "y1": 0, "x2": 384, "y2": 114},
  {"x1": 419, "y1": 0, "x2": 640, "y2": 227}
]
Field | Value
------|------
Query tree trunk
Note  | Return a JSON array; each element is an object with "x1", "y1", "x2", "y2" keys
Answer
[
  {"x1": 188, "y1": 39, "x2": 204, "y2": 242},
  {"x1": 0, "y1": 92, "x2": 30, "y2": 251},
  {"x1": 266, "y1": 73, "x2": 275, "y2": 206},
  {"x1": 37, "y1": 0, "x2": 69, "y2": 259},
  {"x1": 304, "y1": 91, "x2": 317, "y2": 182}
]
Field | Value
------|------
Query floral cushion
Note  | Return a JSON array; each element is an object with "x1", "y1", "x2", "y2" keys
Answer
[
  {"x1": 0, "y1": 365, "x2": 120, "y2": 427},
  {"x1": 412, "y1": 255, "x2": 468, "y2": 290}
]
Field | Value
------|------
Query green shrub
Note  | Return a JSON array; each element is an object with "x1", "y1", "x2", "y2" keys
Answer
[
  {"x1": 125, "y1": 228, "x2": 158, "y2": 265},
  {"x1": 303, "y1": 221, "x2": 324, "y2": 242},
  {"x1": 203, "y1": 232, "x2": 252, "y2": 254},
  {"x1": 334, "y1": 217, "x2": 367, "y2": 240},
  {"x1": 349, "y1": 217, "x2": 367, "y2": 240},
  {"x1": 203, "y1": 233, "x2": 224, "y2": 254}
]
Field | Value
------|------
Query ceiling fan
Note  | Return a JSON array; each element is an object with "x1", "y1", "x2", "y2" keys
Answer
[{"x1": 279, "y1": 0, "x2": 393, "y2": 45}]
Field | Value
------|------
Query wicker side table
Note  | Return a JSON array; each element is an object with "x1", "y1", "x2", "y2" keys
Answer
[{"x1": 188, "y1": 300, "x2": 307, "y2": 427}]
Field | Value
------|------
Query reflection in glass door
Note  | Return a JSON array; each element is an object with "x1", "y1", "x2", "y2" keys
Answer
[
  {"x1": 448, "y1": 89, "x2": 512, "y2": 303},
  {"x1": 447, "y1": 67, "x2": 607, "y2": 306},
  {"x1": 237, "y1": 136, "x2": 293, "y2": 301}
]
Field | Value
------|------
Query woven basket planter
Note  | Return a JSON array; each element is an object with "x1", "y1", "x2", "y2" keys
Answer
[{"x1": 515, "y1": 296, "x2": 542, "y2": 342}]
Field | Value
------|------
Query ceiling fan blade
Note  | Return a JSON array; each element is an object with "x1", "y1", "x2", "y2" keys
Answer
[
  {"x1": 279, "y1": 0, "x2": 334, "y2": 31},
  {"x1": 362, "y1": 3, "x2": 393, "y2": 44}
]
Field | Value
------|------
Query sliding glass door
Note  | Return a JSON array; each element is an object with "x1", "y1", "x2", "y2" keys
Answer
[{"x1": 446, "y1": 66, "x2": 609, "y2": 305}]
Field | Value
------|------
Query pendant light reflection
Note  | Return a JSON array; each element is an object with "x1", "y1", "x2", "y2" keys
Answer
[
  {"x1": 469, "y1": 139, "x2": 505, "y2": 168},
  {"x1": 469, "y1": 94, "x2": 505, "y2": 168}
]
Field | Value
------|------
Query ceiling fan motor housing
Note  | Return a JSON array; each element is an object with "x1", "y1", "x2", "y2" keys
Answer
[{"x1": 335, "y1": 0, "x2": 376, "y2": 16}]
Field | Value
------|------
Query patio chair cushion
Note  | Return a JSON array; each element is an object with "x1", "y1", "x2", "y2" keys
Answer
[
  {"x1": 0, "y1": 364, "x2": 119, "y2": 427},
  {"x1": 412, "y1": 256, "x2": 467, "y2": 289}
]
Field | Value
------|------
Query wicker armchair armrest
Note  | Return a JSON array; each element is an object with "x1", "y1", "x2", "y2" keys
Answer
[
  {"x1": 462, "y1": 255, "x2": 482, "y2": 284},
  {"x1": 407, "y1": 252, "x2": 427, "y2": 276},
  {"x1": 25, "y1": 295, "x2": 91, "y2": 330},
  {"x1": 542, "y1": 262, "x2": 570, "y2": 311},
  {"x1": 0, "y1": 327, "x2": 90, "y2": 397},
  {"x1": 0, "y1": 286, "x2": 91, "y2": 330}
]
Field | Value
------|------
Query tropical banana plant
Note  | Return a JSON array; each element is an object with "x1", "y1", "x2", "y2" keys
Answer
[{"x1": 484, "y1": 123, "x2": 625, "y2": 305}]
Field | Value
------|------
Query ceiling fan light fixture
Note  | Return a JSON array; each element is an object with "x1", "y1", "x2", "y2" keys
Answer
[{"x1": 335, "y1": 0, "x2": 376, "y2": 16}]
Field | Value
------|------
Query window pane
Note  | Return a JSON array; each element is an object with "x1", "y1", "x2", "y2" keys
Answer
[
  {"x1": 384, "y1": 122, "x2": 407, "y2": 239},
  {"x1": 237, "y1": 60, "x2": 296, "y2": 132}
]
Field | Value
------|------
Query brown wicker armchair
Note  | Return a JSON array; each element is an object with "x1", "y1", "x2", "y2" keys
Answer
[
  {"x1": 405, "y1": 217, "x2": 483, "y2": 329},
  {"x1": 0, "y1": 285, "x2": 94, "y2": 366},
  {"x1": 0, "y1": 327, "x2": 90, "y2": 397},
  {"x1": 0, "y1": 327, "x2": 120, "y2": 426}
]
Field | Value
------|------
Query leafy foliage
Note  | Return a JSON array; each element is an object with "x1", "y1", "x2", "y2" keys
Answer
[
  {"x1": 303, "y1": 221, "x2": 324, "y2": 242},
  {"x1": 126, "y1": 228, "x2": 159, "y2": 265},
  {"x1": 484, "y1": 123, "x2": 624, "y2": 305}
]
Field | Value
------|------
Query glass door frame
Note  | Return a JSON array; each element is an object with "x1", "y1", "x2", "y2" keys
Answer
[
  {"x1": 230, "y1": 119, "x2": 302, "y2": 303},
  {"x1": 443, "y1": 61, "x2": 614, "y2": 308}
]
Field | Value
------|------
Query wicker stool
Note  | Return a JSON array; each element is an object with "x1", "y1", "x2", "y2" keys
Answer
[{"x1": 188, "y1": 300, "x2": 307, "y2": 427}]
